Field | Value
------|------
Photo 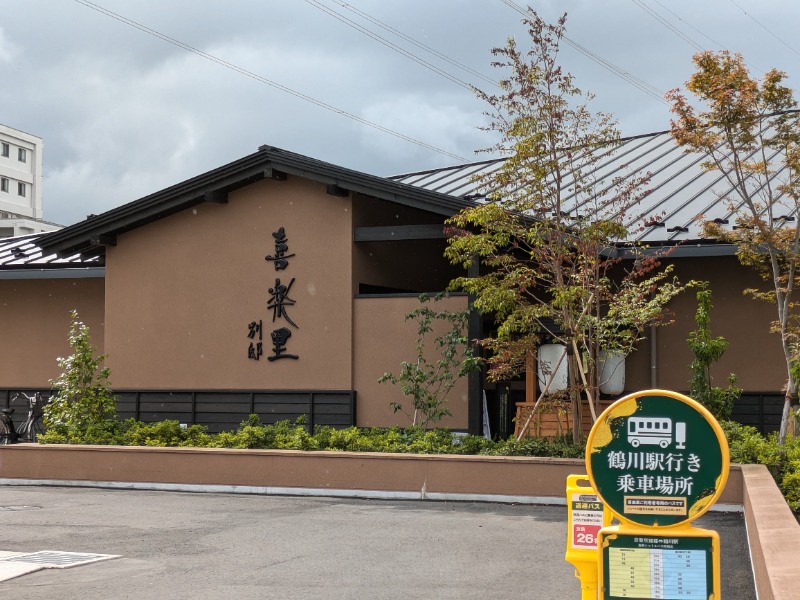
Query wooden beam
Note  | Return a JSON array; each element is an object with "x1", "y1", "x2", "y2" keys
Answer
[
  {"x1": 326, "y1": 184, "x2": 349, "y2": 197},
  {"x1": 90, "y1": 234, "x2": 117, "y2": 247},
  {"x1": 264, "y1": 167, "x2": 287, "y2": 181},
  {"x1": 353, "y1": 224, "x2": 446, "y2": 242},
  {"x1": 204, "y1": 190, "x2": 228, "y2": 204}
]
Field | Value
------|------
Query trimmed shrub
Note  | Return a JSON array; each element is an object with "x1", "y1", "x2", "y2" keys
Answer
[{"x1": 35, "y1": 412, "x2": 800, "y2": 515}]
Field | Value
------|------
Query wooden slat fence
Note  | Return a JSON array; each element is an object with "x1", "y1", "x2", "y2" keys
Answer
[{"x1": 1, "y1": 389, "x2": 355, "y2": 434}]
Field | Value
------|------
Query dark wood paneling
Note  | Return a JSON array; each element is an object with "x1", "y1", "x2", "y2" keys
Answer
[
  {"x1": 121, "y1": 390, "x2": 354, "y2": 433},
  {"x1": 732, "y1": 393, "x2": 784, "y2": 434}
]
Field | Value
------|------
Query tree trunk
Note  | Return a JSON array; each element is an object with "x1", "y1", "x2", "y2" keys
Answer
[
  {"x1": 778, "y1": 381, "x2": 797, "y2": 444},
  {"x1": 569, "y1": 352, "x2": 581, "y2": 443},
  {"x1": 779, "y1": 340, "x2": 797, "y2": 445}
]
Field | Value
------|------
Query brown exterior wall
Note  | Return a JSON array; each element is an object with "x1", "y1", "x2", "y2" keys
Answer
[
  {"x1": 2, "y1": 186, "x2": 789, "y2": 429},
  {"x1": 625, "y1": 255, "x2": 784, "y2": 393},
  {"x1": 0, "y1": 277, "x2": 105, "y2": 387},
  {"x1": 103, "y1": 177, "x2": 353, "y2": 391},
  {"x1": 353, "y1": 295, "x2": 469, "y2": 428}
]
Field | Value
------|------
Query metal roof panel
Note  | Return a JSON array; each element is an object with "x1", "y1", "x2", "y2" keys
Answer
[
  {"x1": 393, "y1": 120, "x2": 799, "y2": 248},
  {"x1": 0, "y1": 233, "x2": 100, "y2": 268}
]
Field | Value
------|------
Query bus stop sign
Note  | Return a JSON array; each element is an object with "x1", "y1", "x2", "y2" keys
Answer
[{"x1": 585, "y1": 390, "x2": 729, "y2": 527}]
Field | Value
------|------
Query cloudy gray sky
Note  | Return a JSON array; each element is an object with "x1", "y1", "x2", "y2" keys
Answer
[{"x1": 2, "y1": 0, "x2": 798, "y2": 226}]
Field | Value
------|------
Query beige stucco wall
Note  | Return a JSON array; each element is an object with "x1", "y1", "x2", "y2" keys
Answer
[
  {"x1": 625, "y1": 256, "x2": 785, "y2": 393},
  {"x1": 353, "y1": 294, "x2": 470, "y2": 429},
  {"x1": 104, "y1": 177, "x2": 353, "y2": 390},
  {"x1": 0, "y1": 277, "x2": 105, "y2": 387}
]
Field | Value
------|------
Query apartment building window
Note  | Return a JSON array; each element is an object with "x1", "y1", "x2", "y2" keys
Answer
[
  {"x1": 18, "y1": 182, "x2": 25, "y2": 197},
  {"x1": 18, "y1": 148, "x2": 26, "y2": 163},
  {"x1": 1, "y1": 142, "x2": 8, "y2": 157},
  {"x1": 0, "y1": 177, "x2": 8, "y2": 193}
]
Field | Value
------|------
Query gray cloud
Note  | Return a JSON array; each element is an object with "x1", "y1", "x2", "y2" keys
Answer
[{"x1": 1, "y1": 0, "x2": 798, "y2": 225}]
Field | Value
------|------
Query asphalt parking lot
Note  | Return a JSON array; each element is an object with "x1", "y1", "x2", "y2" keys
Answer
[{"x1": 0, "y1": 486, "x2": 755, "y2": 599}]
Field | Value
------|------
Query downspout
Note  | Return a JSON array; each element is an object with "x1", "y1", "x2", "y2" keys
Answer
[
  {"x1": 650, "y1": 323, "x2": 658, "y2": 389},
  {"x1": 467, "y1": 255, "x2": 482, "y2": 435}
]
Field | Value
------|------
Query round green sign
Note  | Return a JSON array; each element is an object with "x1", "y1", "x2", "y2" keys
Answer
[{"x1": 585, "y1": 389, "x2": 730, "y2": 527}]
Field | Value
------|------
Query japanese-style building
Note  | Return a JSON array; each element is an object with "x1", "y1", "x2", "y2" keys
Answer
[{"x1": 0, "y1": 136, "x2": 788, "y2": 435}]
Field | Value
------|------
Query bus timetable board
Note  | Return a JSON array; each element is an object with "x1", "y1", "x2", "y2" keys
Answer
[{"x1": 599, "y1": 529, "x2": 719, "y2": 600}]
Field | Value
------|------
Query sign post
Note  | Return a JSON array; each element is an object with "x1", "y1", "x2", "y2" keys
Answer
[
  {"x1": 565, "y1": 475, "x2": 612, "y2": 599},
  {"x1": 581, "y1": 389, "x2": 729, "y2": 599}
]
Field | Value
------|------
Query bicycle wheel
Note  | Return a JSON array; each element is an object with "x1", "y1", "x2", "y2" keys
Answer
[
  {"x1": 0, "y1": 417, "x2": 13, "y2": 445},
  {"x1": 18, "y1": 417, "x2": 34, "y2": 443}
]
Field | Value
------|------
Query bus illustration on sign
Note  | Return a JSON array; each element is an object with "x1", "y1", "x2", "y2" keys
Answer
[{"x1": 627, "y1": 417, "x2": 686, "y2": 449}]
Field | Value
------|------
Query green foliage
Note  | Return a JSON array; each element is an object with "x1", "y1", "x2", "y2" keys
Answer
[
  {"x1": 687, "y1": 286, "x2": 741, "y2": 421},
  {"x1": 38, "y1": 418, "x2": 212, "y2": 447},
  {"x1": 722, "y1": 421, "x2": 770, "y2": 465},
  {"x1": 722, "y1": 421, "x2": 800, "y2": 512},
  {"x1": 444, "y1": 11, "x2": 691, "y2": 442},
  {"x1": 379, "y1": 294, "x2": 480, "y2": 427},
  {"x1": 38, "y1": 414, "x2": 581, "y2": 457},
  {"x1": 484, "y1": 435, "x2": 585, "y2": 459},
  {"x1": 37, "y1": 419, "x2": 125, "y2": 445},
  {"x1": 44, "y1": 310, "x2": 118, "y2": 436},
  {"x1": 123, "y1": 420, "x2": 212, "y2": 447},
  {"x1": 668, "y1": 50, "x2": 800, "y2": 443},
  {"x1": 781, "y1": 461, "x2": 800, "y2": 513}
]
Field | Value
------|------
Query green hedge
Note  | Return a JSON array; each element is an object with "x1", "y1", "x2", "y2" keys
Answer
[
  {"x1": 38, "y1": 414, "x2": 584, "y2": 457},
  {"x1": 38, "y1": 416, "x2": 800, "y2": 512},
  {"x1": 721, "y1": 421, "x2": 800, "y2": 513}
]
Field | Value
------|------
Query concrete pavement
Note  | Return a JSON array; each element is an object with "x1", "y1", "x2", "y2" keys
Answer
[{"x1": 0, "y1": 486, "x2": 755, "y2": 599}]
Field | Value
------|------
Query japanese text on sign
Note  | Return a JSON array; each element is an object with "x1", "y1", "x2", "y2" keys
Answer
[
  {"x1": 608, "y1": 547, "x2": 707, "y2": 599},
  {"x1": 570, "y1": 492, "x2": 604, "y2": 550},
  {"x1": 265, "y1": 226, "x2": 295, "y2": 270},
  {"x1": 248, "y1": 226, "x2": 300, "y2": 361},
  {"x1": 586, "y1": 391, "x2": 729, "y2": 527}
]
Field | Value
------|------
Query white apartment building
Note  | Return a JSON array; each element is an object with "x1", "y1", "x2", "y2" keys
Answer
[{"x1": 0, "y1": 123, "x2": 61, "y2": 238}]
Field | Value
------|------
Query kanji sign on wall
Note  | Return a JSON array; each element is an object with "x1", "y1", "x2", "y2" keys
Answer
[
  {"x1": 585, "y1": 390, "x2": 729, "y2": 528},
  {"x1": 247, "y1": 226, "x2": 301, "y2": 362}
]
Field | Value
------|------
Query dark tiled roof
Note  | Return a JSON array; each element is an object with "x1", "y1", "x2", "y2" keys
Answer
[{"x1": 37, "y1": 145, "x2": 475, "y2": 259}]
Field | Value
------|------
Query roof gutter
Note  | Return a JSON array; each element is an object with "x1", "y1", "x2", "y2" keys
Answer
[
  {"x1": 0, "y1": 267, "x2": 105, "y2": 280},
  {"x1": 605, "y1": 242, "x2": 739, "y2": 259}
]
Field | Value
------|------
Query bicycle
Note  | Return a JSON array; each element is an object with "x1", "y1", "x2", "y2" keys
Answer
[{"x1": 0, "y1": 392, "x2": 47, "y2": 444}]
